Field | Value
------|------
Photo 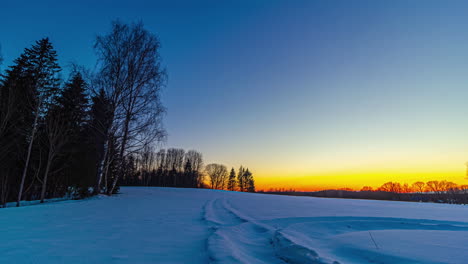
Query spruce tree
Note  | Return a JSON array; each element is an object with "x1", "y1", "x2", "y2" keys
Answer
[
  {"x1": 15, "y1": 38, "x2": 61, "y2": 206},
  {"x1": 237, "y1": 166, "x2": 245, "y2": 192},
  {"x1": 56, "y1": 72, "x2": 91, "y2": 198},
  {"x1": 227, "y1": 168, "x2": 236, "y2": 191},
  {"x1": 244, "y1": 169, "x2": 255, "y2": 193}
]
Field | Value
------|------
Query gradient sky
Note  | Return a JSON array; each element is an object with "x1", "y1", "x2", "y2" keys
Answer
[{"x1": 2, "y1": 0, "x2": 468, "y2": 190}]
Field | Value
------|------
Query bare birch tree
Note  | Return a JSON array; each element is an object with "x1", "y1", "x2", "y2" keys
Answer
[{"x1": 94, "y1": 21, "x2": 166, "y2": 195}]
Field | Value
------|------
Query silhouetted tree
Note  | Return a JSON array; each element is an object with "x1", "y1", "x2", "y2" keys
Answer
[
  {"x1": 237, "y1": 166, "x2": 245, "y2": 192},
  {"x1": 185, "y1": 150, "x2": 204, "y2": 187},
  {"x1": 412, "y1": 181, "x2": 425, "y2": 193},
  {"x1": 206, "y1": 163, "x2": 228, "y2": 190},
  {"x1": 16, "y1": 38, "x2": 61, "y2": 207},
  {"x1": 94, "y1": 21, "x2": 166, "y2": 195},
  {"x1": 227, "y1": 168, "x2": 236, "y2": 191},
  {"x1": 244, "y1": 169, "x2": 255, "y2": 192},
  {"x1": 89, "y1": 88, "x2": 113, "y2": 194}
]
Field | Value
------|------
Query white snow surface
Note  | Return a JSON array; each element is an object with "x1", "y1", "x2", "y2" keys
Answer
[{"x1": 1, "y1": 187, "x2": 467, "y2": 264}]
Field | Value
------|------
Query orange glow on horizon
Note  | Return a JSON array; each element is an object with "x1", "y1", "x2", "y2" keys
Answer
[{"x1": 255, "y1": 169, "x2": 468, "y2": 192}]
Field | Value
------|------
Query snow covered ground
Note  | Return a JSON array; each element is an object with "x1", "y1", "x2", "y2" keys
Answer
[{"x1": 1, "y1": 187, "x2": 467, "y2": 264}]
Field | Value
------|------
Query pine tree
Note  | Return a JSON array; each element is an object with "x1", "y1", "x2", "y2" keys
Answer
[{"x1": 227, "y1": 168, "x2": 236, "y2": 191}]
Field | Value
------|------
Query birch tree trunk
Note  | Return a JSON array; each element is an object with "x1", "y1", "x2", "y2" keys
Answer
[
  {"x1": 95, "y1": 139, "x2": 108, "y2": 194},
  {"x1": 17, "y1": 100, "x2": 41, "y2": 207},
  {"x1": 40, "y1": 151, "x2": 53, "y2": 203}
]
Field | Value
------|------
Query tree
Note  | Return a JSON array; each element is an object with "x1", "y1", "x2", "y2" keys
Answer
[
  {"x1": 40, "y1": 104, "x2": 66, "y2": 202},
  {"x1": 401, "y1": 183, "x2": 412, "y2": 193},
  {"x1": 412, "y1": 181, "x2": 425, "y2": 193},
  {"x1": 244, "y1": 169, "x2": 255, "y2": 192},
  {"x1": 237, "y1": 166, "x2": 245, "y2": 192},
  {"x1": 16, "y1": 38, "x2": 61, "y2": 206},
  {"x1": 227, "y1": 168, "x2": 236, "y2": 191},
  {"x1": 205, "y1": 164, "x2": 228, "y2": 190},
  {"x1": 183, "y1": 158, "x2": 193, "y2": 187},
  {"x1": 360, "y1": 186, "x2": 373, "y2": 192},
  {"x1": 377, "y1": 182, "x2": 402, "y2": 193},
  {"x1": 426, "y1": 181, "x2": 442, "y2": 194},
  {"x1": 185, "y1": 150, "x2": 204, "y2": 187},
  {"x1": 0, "y1": 51, "x2": 34, "y2": 207},
  {"x1": 89, "y1": 88, "x2": 112, "y2": 194},
  {"x1": 94, "y1": 21, "x2": 166, "y2": 195},
  {"x1": 42, "y1": 72, "x2": 89, "y2": 200},
  {"x1": 139, "y1": 145, "x2": 155, "y2": 186}
]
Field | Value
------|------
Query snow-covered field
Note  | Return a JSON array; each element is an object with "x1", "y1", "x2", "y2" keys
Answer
[{"x1": 1, "y1": 187, "x2": 467, "y2": 264}]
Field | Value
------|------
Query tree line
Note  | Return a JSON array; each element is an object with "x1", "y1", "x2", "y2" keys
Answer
[
  {"x1": 259, "y1": 179, "x2": 468, "y2": 204},
  {"x1": 0, "y1": 21, "x2": 167, "y2": 207},
  {"x1": 118, "y1": 146, "x2": 256, "y2": 192}
]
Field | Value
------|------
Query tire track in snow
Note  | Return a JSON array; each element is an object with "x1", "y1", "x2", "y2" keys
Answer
[{"x1": 202, "y1": 197, "x2": 339, "y2": 264}]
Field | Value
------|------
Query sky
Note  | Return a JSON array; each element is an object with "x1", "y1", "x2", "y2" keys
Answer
[{"x1": 2, "y1": 0, "x2": 468, "y2": 190}]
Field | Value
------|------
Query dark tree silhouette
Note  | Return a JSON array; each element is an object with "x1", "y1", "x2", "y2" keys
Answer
[
  {"x1": 206, "y1": 164, "x2": 228, "y2": 190},
  {"x1": 94, "y1": 21, "x2": 166, "y2": 195},
  {"x1": 227, "y1": 168, "x2": 237, "y2": 191},
  {"x1": 15, "y1": 38, "x2": 61, "y2": 207}
]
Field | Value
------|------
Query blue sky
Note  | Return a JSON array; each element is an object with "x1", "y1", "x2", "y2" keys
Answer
[{"x1": 2, "y1": 0, "x2": 468, "y2": 189}]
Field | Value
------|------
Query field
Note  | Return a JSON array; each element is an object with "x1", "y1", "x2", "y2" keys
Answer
[{"x1": 1, "y1": 187, "x2": 467, "y2": 263}]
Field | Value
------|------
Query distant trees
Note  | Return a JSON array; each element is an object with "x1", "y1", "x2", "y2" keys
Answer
[
  {"x1": 117, "y1": 148, "x2": 256, "y2": 191},
  {"x1": 260, "y1": 180, "x2": 468, "y2": 205},
  {"x1": 412, "y1": 181, "x2": 425, "y2": 193},
  {"x1": 371, "y1": 180, "x2": 468, "y2": 204},
  {"x1": 118, "y1": 154, "x2": 257, "y2": 192},
  {"x1": 119, "y1": 148, "x2": 206, "y2": 188}
]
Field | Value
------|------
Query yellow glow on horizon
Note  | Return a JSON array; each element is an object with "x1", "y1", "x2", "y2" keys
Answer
[{"x1": 254, "y1": 163, "x2": 468, "y2": 191}]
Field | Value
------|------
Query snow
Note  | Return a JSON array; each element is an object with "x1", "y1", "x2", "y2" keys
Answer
[{"x1": 1, "y1": 187, "x2": 467, "y2": 263}]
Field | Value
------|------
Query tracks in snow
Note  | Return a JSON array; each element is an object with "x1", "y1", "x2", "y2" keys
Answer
[{"x1": 202, "y1": 197, "x2": 335, "y2": 264}]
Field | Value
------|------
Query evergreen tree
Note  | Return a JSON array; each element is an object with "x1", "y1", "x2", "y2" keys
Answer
[
  {"x1": 227, "y1": 168, "x2": 236, "y2": 191},
  {"x1": 57, "y1": 73, "x2": 89, "y2": 130},
  {"x1": 14, "y1": 38, "x2": 61, "y2": 206},
  {"x1": 56, "y1": 72, "x2": 92, "y2": 198},
  {"x1": 244, "y1": 169, "x2": 255, "y2": 193},
  {"x1": 0, "y1": 55, "x2": 34, "y2": 206},
  {"x1": 237, "y1": 166, "x2": 245, "y2": 192}
]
